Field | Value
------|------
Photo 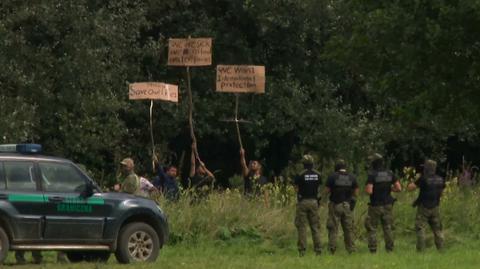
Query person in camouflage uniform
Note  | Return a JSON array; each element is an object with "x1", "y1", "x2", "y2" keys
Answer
[
  {"x1": 407, "y1": 159, "x2": 445, "y2": 252},
  {"x1": 294, "y1": 155, "x2": 322, "y2": 256},
  {"x1": 325, "y1": 159, "x2": 358, "y2": 254},
  {"x1": 364, "y1": 154, "x2": 402, "y2": 253},
  {"x1": 115, "y1": 158, "x2": 140, "y2": 195}
]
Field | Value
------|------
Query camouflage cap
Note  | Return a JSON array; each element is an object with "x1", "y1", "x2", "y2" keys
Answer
[
  {"x1": 423, "y1": 159, "x2": 437, "y2": 175},
  {"x1": 120, "y1": 158, "x2": 134, "y2": 169},
  {"x1": 302, "y1": 154, "x2": 314, "y2": 165},
  {"x1": 335, "y1": 159, "x2": 346, "y2": 171}
]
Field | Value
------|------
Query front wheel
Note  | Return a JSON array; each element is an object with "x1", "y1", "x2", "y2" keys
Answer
[
  {"x1": 0, "y1": 227, "x2": 9, "y2": 264},
  {"x1": 115, "y1": 222, "x2": 160, "y2": 263}
]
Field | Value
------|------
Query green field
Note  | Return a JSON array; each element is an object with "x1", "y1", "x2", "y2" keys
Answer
[
  {"x1": 3, "y1": 183, "x2": 480, "y2": 269},
  {"x1": 2, "y1": 239, "x2": 480, "y2": 269}
]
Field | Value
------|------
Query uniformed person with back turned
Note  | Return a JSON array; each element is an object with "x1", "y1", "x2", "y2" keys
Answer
[
  {"x1": 364, "y1": 153, "x2": 402, "y2": 253},
  {"x1": 294, "y1": 154, "x2": 322, "y2": 256},
  {"x1": 325, "y1": 159, "x2": 358, "y2": 254},
  {"x1": 407, "y1": 159, "x2": 445, "y2": 252}
]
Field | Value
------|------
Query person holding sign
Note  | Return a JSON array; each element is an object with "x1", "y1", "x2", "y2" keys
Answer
[
  {"x1": 240, "y1": 148, "x2": 269, "y2": 197},
  {"x1": 188, "y1": 142, "x2": 215, "y2": 197},
  {"x1": 153, "y1": 156, "x2": 180, "y2": 201}
]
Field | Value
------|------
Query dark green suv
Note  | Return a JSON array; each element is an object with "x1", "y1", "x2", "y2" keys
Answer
[{"x1": 0, "y1": 144, "x2": 168, "y2": 264}]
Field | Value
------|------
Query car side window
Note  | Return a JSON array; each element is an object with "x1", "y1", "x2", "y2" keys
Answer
[
  {"x1": 39, "y1": 162, "x2": 87, "y2": 193},
  {"x1": 4, "y1": 161, "x2": 36, "y2": 191},
  {"x1": 0, "y1": 162, "x2": 5, "y2": 190}
]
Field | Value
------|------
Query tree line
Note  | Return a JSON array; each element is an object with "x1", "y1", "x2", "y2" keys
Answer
[{"x1": 1, "y1": 0, "x2": 479, "y2": 186}]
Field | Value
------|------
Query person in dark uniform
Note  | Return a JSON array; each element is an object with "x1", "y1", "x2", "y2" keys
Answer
[
  {"x1": 325, "y1": 159, "x2": 358, "y2": 254},
  {"x1": 294, "y1": 154, "x2": 322, "y2": 256},
  {"x1": 189, "y1": 143, "x2": 215, "y2": 196},
  {"x1": 407, "y1": 159, "x2": 445, "y2": 252},
  {"x1": 364, "y1": 153, "x2": 402, "y2": 253},
  {"x1": 240, "y1": 148, "x2": 268, "y2": 196}
]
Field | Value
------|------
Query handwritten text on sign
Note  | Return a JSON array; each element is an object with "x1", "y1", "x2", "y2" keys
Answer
[
  {"x1": 168, "y1": 38, "x2": 212, "y2": 66},
  {"x1": 129, "y1": 83, "x2": 179, "y2": 102},
  {"x1": 216, "y1": 65, "x2": 265, "y2": 93}
]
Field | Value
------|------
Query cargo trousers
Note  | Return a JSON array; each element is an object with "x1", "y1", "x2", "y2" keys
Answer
[
  {"x1": 327, "y1": 201, "x2": 355, "y2": 253},
  {"x1": 415, "y1": 205, "x2": 444, "y2": 251},
  {"x1": 295, "y1": 199, "x2": 321, "y2": 254},
  {"x1": 365, "y1": 204, "x2": 394, "y2": 252}
]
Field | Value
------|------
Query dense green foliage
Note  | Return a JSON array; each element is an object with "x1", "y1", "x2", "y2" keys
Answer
[{"x1": 1, "y1": 0, "x2": 479, "y2": 185}]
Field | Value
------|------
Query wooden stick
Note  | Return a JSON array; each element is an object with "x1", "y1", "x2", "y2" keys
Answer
[
  {"x1": 149, "y1": 100, "x2": 157, "y2": 172},
  {"x1": 234, "y1": 94, "x2": 244, "y2": 149},
  {"x1": 186, "y1": 66, "x2": 201, "y2": 162}
]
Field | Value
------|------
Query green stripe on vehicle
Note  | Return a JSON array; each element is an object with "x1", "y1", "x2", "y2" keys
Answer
[
  {"x1": 8, "y1": 194, "x2": 104, "y2": 205},
  {"x1": 8, "y1": 194, "x2": 46, "y2": 202},
  {"x1": 86, "y1": 197, "x2": 105, "y2": 205}
]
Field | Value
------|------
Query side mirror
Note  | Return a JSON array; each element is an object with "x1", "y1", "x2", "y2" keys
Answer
[{"x1": 80, "y1": 181, "x2": 94, "y2": 198}]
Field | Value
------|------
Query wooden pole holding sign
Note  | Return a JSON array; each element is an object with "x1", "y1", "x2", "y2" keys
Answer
[
  {"x1": 129, "y1": 82, "x2": 179, "y2": 170},
  {"x1": 168, "y1": 37, "x2": 212, "y2": 163},
  {"x1": 216, "y1": 65, "x2": 266, "y2": 149},
  {"x1": 149, "y1": 100, "x2": 155, "y2": 167},
  {"x1": 234, "y1": 94, "x2": 244, "y2": 149},
  {"x1": 186, "y1": 66, "x2": 199, "y2": 160}
]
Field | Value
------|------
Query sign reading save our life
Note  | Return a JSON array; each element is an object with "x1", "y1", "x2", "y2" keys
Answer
[
  {"x1": 168, "y1": 38, "x2": 212, "y2": 66},
  {"x1": 216, "y1": 65, "x2": 265, "y2": 93},
  {"x1": 129, "y1": 82, "x2": 178, "y2": 102}
]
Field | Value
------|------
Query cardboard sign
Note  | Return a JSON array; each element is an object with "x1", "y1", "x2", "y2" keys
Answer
[
  {"x1": 216, "y1": 65, "x2": 265, "y2": 93},
  {"x1": 129, "y1": 82, "x2": 178, "y2": 102},
  {"x1": 168, "y1": 38, "x2": 212, "y2": 66}
]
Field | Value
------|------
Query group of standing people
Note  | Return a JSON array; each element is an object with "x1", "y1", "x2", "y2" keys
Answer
[
  {"x1": 116, "y1": 145, "x2": 268, "y2": 201},
  {"x1": 115, "y1": 142, "x2": 216, "y2": 200},
  {"x1": 293, "y1": 154, "x2": 445, "y2": 256},
  {"x1": 115, "y1": 147, "x2": 446, "y2": 257}
]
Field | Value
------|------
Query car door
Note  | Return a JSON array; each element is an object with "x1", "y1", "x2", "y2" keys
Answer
[
  {"x1": 0, "y1": 160, "x2": 44, "y2": 242},
  {"x1": 38, "y1": 160, "x2": 108, "y2": 241}
]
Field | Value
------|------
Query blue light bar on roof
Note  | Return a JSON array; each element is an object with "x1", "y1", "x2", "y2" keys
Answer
[{"x1": 0, "y1": 144, "x2": 42, "y2": 153}]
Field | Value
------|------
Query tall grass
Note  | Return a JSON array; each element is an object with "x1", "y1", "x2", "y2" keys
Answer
[{"x1": 160, "y1": 179, "x2": 480, "y2": 249}]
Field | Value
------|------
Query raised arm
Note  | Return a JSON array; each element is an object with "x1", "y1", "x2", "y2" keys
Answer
[
  {"x1": 240, "y1": 148, "x2": 249, "y2": 177},
  {"x1": 199, "y1": 161, "x2": 215, "y2": 179}
]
